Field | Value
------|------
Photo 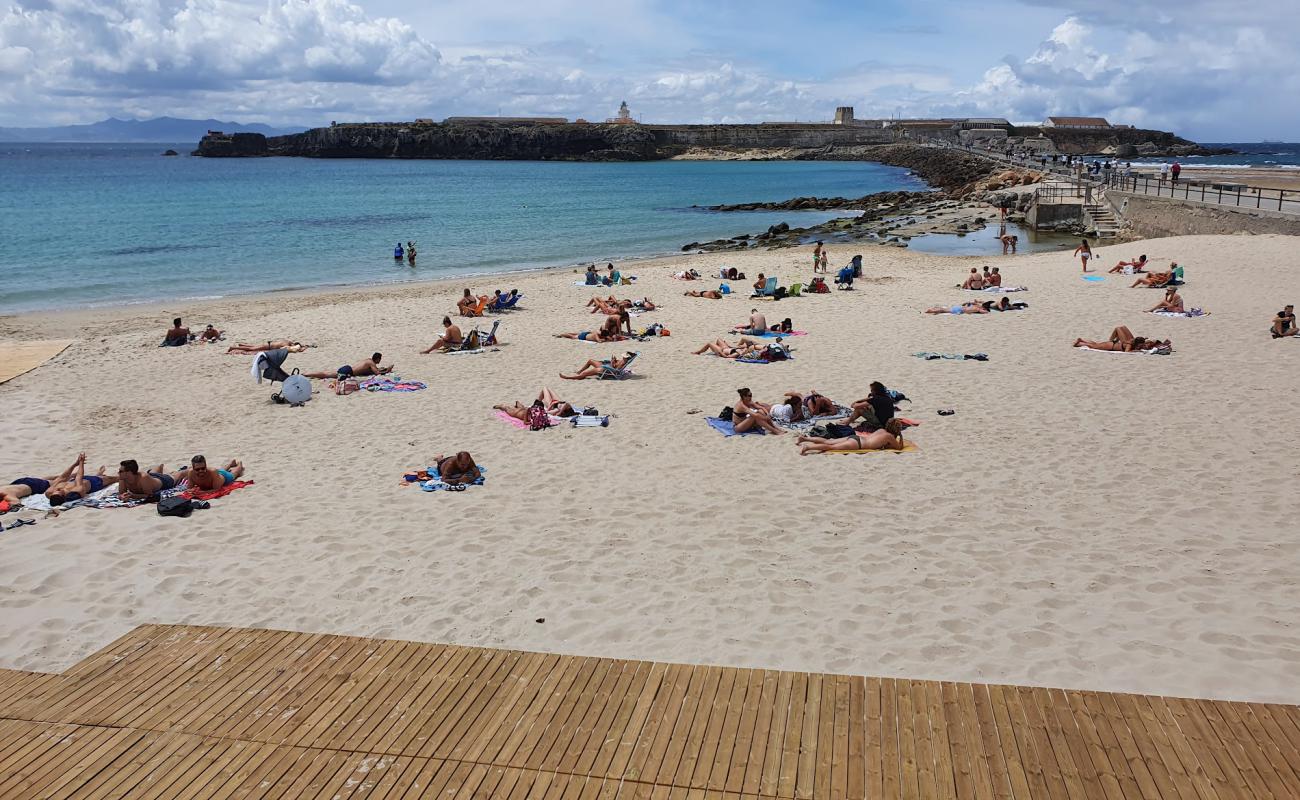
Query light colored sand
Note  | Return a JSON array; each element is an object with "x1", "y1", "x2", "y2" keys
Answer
[
  {"x1": 1, "y1": 234, "x2": 1298, "y2": 703},
  {"x1": 0, "y1": 339, "x2": 73, "y2": 384}
]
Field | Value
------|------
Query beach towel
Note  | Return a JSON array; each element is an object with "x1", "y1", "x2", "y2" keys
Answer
[
  {"x1": 825, "y1": 443, "x2": 920, "y2": 455},
  {"x1": 1082, "y1": 275, "x2": 1105, "y2": 282},
  {"x1": 753, "y1": 330, "x2": 808, "y2": 337},
  {"x1": 360, "y1": 377, "x2": 427, "y2": 391},
  {"x1": 81, "y1": 485, "x2": 186, "y2": 509},
  {"x1": 705, "y1": 417, "x2": 764, "y2": 436},
  {"x1": 183, "y1": 480, "x2": 254, "y2": 501},
  {"x1": 981, "y1": 286, "x2": 1028, "y2": 293},
  {"x1": 775, "y1": 405, "x2": 853, "y2": 432},
  {"x1": 912, "y1": 352, "x2": 989, "y2": 361},
  {"x1": 21, "y1": 482, "x2": 125, "y2": 512},
  {"x1": 736, "y1": 354, "x2": 793, "y2": 364},
  {"x1": 570, "y1": 415, "x2": 610, "y2": 427},
  {"x1": 1078, "y1": 346, "x2": 1172, "y2": 355},
  {"x1": 443, "y1": 347, "x2": 500, "y2": 355},
  {"x1": 495, "y1": 410, "x2": 563, "y2": 429},
  {"x1": 1153, "y1": 309, "x2": 1208, "y2": 318},
  {"x1": 421, "y1": 466, "x2": 486, "y2": 491}
]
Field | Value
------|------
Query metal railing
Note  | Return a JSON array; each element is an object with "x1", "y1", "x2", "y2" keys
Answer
[{"x1": 1103, "y1": 173, "x2": 1299, "y2": 214}]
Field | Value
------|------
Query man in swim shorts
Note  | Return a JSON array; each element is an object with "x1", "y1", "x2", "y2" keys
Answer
[
  {"x1": 733, "y1": 309, "x2": 768, "y2": 336},
  {"x1": 0, "y1": 456, "x2": 83, "y2": 505},
  {"x1": 117, "y1": 459, "x2": 188, "y2": 500},
  {"x1": 186, "y1": 455, "x2": 246, "y2": 491},
  {"x1": 420, "y1": 318, "x2": 464, "y2": 353},
  {"x1": 305, "y1": 353, "x2": 392, "y2": 378},
  {"x1": 163, "y1": 317, "x2": 191, "y2": 346},
  {"x1": 44, "y1": 453, "x2": 118, "y2": 506}
]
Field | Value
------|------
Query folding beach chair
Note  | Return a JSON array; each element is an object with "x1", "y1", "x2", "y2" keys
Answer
[
  {"x1": 459, "y1": 320, "x2": 500, "y2": 350},
  {"x1": 752, "y1": 276, "x2": 778, "y2": 298},
  {"x1": 496, "y1": 293, "x2": 522, "y2": 310},
  {"x1": 463, "y1": 295, "x2": 489, "y2": 317},
  {"x1": 597, "y1": 351, "x2": 638, "y2": 380}
]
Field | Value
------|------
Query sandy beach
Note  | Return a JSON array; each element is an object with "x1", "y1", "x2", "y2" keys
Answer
[{"x1": 2, "y1": 232, "x2": 1298, "y2": 706}]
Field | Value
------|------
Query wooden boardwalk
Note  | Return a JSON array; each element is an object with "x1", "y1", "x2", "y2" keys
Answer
[{"x1": 1, "y1": 624, "x2": 1298, "y2": 798}]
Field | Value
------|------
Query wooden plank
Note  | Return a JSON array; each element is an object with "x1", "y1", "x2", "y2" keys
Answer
[
  {"x1": 423, "y1": 650, "x2": 526, "y2": 761},
  {"x1": 955, "y1": 683, "x2": 1005, "y2": 800},
  {"x1": 459, "y1": 652, "x2": 558, "y2": 765},
  {"x1": 894, "y1": 678, "x2": 921, "y2": 800},
  {"x1": 1030, "y1": 686, "x2": 1094, "y2": 800},
  {"x1": 879, "y1": 678, "x2": 902, "y2": 800},
  {"x1": 811, "y1": 674, "x2": 836, "y2": 800},
  {"x1": 557, "y1": 660, "x2": 631, "y2": 776},
  {"x1": 722, "y1": 669, "x2": 765, "y2": 795},
  {"x1": 574, "y1": 660, "x2": 646, "y2": 778},
  {"x1": 1160, "y1": 697, "x2": 1246, "y2": 800},
  {"x1": 1093, "y1": 690, "x2": 1178, "y2": 800},
  {"x1": 591, "y1": 660, "x2": 666, "y2": 781},
  {"x1": 862, "y1": 678, "x2": 884, "y2": 800},
  {"x1": 939, "y1": 682, "x2": 977, "y2": 800},
  {"x1": 1108, "y1": 692, "x2": 1199, "y2": 800},
  {"x1": 399, "y1": 647, "x2": 506, "y2": 759},
  {"x1": 372, "y1": 645, "x2": 481, "y2": 757},
  {"x1": 635, "y1": 665, "x2": 703, "y2": 789},
  {"x1": 794, "y1": 672, "x2": 822, "y2": 800},
  {"x1": 18, "y1": 726, "x2": 145, "y2": 800},
  {"x1": 314, "y1": 640, "x2": 433, "y2": 752},
  {"x1": 755, "y1": 670, "x2": 793, "y2": 799},
  {"x1": 1244, "y1": 703, "x2": 1300, "y2": 795},
  {"x1": 528, "y1": 658, "x2": 613, "y2": 773},
  {"x1": 827, "y1": 674, "x2": 851, "y2": 800},
  {"x1": 1219, "y1": 699, "x2": 1300, "y2": 798},
  {"x1": 285, "y1": 639, "x2": 417, "y2": 750},
  {"x1": 502, "y1": 652, "x2": 593, "y2": 770},
  {"x1": 74, "y1": 730, "x2": 205, "y2": 800},
  {"x1": 776, "y1": 671, "x2": 808, "y2": 800},
  {"x1": 925, "y1": 681, "x2": 956, "y2": 799}
]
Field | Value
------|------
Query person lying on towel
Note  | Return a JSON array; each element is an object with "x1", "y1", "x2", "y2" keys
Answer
[
  {"x1": 796, "y1": 419, "x2": 906, "y2": 455},
  {"x1": 1073, "y1": 327, "x2": 1170, "y2": 352}
]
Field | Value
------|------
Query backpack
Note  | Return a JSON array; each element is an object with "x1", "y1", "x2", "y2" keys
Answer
[
  {"x1": 773, "y1": 286, "x2": 787, "y2": 300},
  {"x1": 718, "y1": 406, "x2": 734, "y2": 422},
  {"x1": 527, "y1": 405, "x2": 552, "y2": 431},
  {"x1": 157, "y1": 496, "x2": 193, "y2": 517}
]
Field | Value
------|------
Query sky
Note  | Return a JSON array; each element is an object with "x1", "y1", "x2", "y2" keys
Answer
[{"x1": 0, "y1": 0, "x2": 1296, "y2": 140}]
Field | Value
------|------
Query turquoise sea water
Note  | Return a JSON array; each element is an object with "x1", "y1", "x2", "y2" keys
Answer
[{"x1": 0, "y1": 144, "x2": 928, "y2": 314}]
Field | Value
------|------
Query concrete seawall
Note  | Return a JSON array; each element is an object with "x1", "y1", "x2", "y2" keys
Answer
[
  {"x1": 1108, "y1": 191, "x2": 1300, "y2": 238},
  {"x1": 646, "y1": 124, "x2": 894, "y2": 150}
]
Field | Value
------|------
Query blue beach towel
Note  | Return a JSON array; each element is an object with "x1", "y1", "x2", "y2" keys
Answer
[
  {"x1": 705, "y1": 417, "x2": 764, "y2": 437},
  {"x1": 1082, "y1": 275, "x2": 1105, "y2": 282},
  {"x1": 421, "y1": 465, "x2": 487, "y2": 491}
]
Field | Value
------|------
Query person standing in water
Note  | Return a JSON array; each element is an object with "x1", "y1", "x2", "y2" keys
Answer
[
  {"x1": 394, "y1": 243, "x2": 404, "y2": 260},
  {"x1": 406, "y1": 241, "x2": 417, "y2": 267}
]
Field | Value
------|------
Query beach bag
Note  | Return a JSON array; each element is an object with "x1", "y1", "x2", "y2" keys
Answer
[
  {"x1": 718, "y1": 406, "x2": 734, "y2": 422},
  {"x1": 763, "y1": 345, "x2": 788, "y2": 362},
  {"x1": 157, "y1": 497, "x2": 193, "y2": 518},
  {"x1": 826, "y1": 423, "x2": 855, "y2": 438},
  {"x1": 773, "y1": 286, "x2": 787, "y2": 300},
  {"x1": 527, "y1": 405, "x2": 552, "y2": 431},
  {"x1": 333, "y1": 378, "x2": 360, "y2": 395}
]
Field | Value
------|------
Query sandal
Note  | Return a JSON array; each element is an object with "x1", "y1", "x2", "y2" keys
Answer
[{"x1": 6, "y1": 518, "x2": 36, "y2": 530}]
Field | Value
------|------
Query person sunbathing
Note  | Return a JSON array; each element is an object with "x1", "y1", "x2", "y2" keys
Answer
[
  {"x1": 456, "y1": 288, "x2": 478, "y2": 315},
  {"x1": 556, "y1": 315, "x2": 627, "y2": 342},
  {"x1": 1147, "y1": 287, "x2": 1185, "y2": 313},
  {"x1": 925, "y1": 301, "x2": 989, "y2": 314},
  {"x1": 419, "y1": 318, "x2": 464, "y2": 353},
  {"x1": 1109, "y1": 255, "x2": 1149, "y2": 273},
  {"x1": 225, "y1": 339, "x2": 311, "y2": 354},
  {"x1": 1272, "y1": 305, "x2": 1297, "y2": 338},
  {"x1": 560, "y1": 352, "x2": 634, "y2": 380},
  {"x1": 305, "y1": 353, "x2": 392, "y2": 378},
  {"x1": 986, "y1": 267, "x2": 1003, "y2": 287},
  {"x1": 163, "y1": 317, "x2": 191, "y2": 346},
  {"x1": 0, "y1": 456, "x2": 84, "y2": 505},
  {"x1": 768, "y1": 392, "x2": 806, "y2": 423},
  {"x1": 1130, "y1": 271, "x2": 1171, "y2": 288},
  {"x1": 434, "y1": 452, "x2": 480, "y2": 485},
  {"x1": 802, "y1": 390, "x2": 836, "y2": 417},
  {"x1": 797, "y1": 419, "x2": 905, "y2": 455},
  {"x1": 992, "y1": 296, "x2": 1028, "y2": 311},
  {"x1": 194, "y1": 324, "x2": 223, "y2": 343},
  {"x1": 961, "y1": 268, "x2": 985, "y2": 290},
  {"x1": 495, "y1": 387, "x2": 583, "y2": 419},
  {"x1": 732, "y1": 309, "x2": 768, "y2": 335},
  {"x1": 185, "y1": 455, "x2": 245, "y2": 491},
  {"x1": 587, "y1": 295, "x2": 622, "y2": 314},
  {"x1": 685, "y1": 289, "x2": 724, "y2": 299},
  {"x1": 732, "y1": 388, "x2": 785, "y2": 435},
  {"x1": 1073, "y1": 326, "x2": 1170, "y2": 352},
  {"x1": 673, "y1": 269, "x2": 700, "y2": 280},
  {"x1": 44, "y1": 453, "x2": 118, "y2": 506},
  {"x1": 692, "y1": 338, "x2": 761, "y2": 358},
  {"x1": 117, "y1": 459, "x2": 187, "y2": 499}
]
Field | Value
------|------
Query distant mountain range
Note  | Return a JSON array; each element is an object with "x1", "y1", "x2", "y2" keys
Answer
[{"x1": 0, "y1": 117, "x2": 305, "y2": 143}]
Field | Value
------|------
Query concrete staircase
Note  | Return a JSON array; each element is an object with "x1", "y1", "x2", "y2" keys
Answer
[{"x1": 1085, "y1": 201, "x2": 1121, "y2": 238}]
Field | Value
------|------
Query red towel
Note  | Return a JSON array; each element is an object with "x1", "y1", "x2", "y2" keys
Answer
[{"x1": 183, "y1": 480, "x2": 254, "y2": 501}]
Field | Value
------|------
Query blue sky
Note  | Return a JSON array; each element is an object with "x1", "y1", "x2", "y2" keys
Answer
[{"x1": 1, "y1": 0, "x2": 1296, "y2": 140}]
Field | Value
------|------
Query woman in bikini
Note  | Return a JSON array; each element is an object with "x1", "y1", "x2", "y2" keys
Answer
[
  {"x1": 225, "y1": 339, "x2": 311, "y2": 354},
  {"x1": 732, "y1": 388, "x2": 785, "y2": 435},
  {"x1": 560, "y1": 352, "x2": 634, "y2": 380},
  {"x1": 796, "y1": 419, "x2": 905, "y2": 455},
  {"x1": 496, "y1": 388, "x2": 581, "y2": 419},
  {"x1": 556, "y1": 316, "x2": 626, "y2": 342},
  {"x1": 1074, "y1": 239, "x2": 1093, "y2": 272},
  {"x1": 802, "y1": 390, "x2": 836, "y2": 417},
  {"x1": 1131, "y1": 271, "x2": 1172, "y2": 288},
  {"x1": 1073, "y1": 326, "x2": 1170, "y2": 351},
  {"x1": 1147, "y1": 287, "x2": 1185, "y2": 313},
  {"x1": 685, "y1": 289, "x2": 724, "y2": 299},
  {"x1": 691, "y1": 338, "x2": 761, "y2": 358}
]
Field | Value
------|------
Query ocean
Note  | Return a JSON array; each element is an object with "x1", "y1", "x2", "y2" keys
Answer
[
  {"x1": 0, "y1": 144, "x2": 928, "y2": 314},
  {"x1": 1130, "y1": 142, "x2": 1300, "y2": 169}
]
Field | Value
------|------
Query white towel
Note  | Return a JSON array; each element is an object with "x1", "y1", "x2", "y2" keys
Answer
[{"x1": 251, "y1": 353, "x2": 265, "y2": 383}]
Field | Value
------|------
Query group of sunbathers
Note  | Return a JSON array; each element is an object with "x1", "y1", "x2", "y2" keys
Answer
[
  {"x1": 585, "y1": 264, "x2": 629, "y2": 286},
  {"x1": 587, "y1": 295, "x2": 655, "y2": 315},
  {"x1": 1, "y1": 453, "x2": 246, "y2": 508},
  {"x1": 163, "y1": 318, "x2": 222, "y2": 347},
  {"x1": 725, "y1": 383, "x2": 907, "y2": 453},
  {"x1": 457, "y1": 288, "x2": 522, "y2": 315},
  {"x1": 730, "y1": 309, "x2": 792, "y2": 335},
  {"x1": 960, "y1": 267, "x2": 1004, "y2": 289},
  {"x1": 495, "y1": 387, "x2": 590, "y2": 420}
]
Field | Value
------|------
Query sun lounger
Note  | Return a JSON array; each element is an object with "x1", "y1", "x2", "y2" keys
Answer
[
  {"x1": 751, "y1": 277, "x2": 778, "y2": 298},
  {"x1": 597, "y1": 351, "x2": 638, "y2": 379}
]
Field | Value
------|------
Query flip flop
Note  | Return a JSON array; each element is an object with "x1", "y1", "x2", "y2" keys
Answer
[
  {"x1": 6, "y1": 518, "x2": 36, "y2": 530},
  {"x1": 938, "y1": 409, "x2": 955, "y2": 416}
]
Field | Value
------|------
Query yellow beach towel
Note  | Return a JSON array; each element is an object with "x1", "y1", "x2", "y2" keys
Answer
[{"x1": 825, "y1": 443, "x2": 919, "y2": 455}]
